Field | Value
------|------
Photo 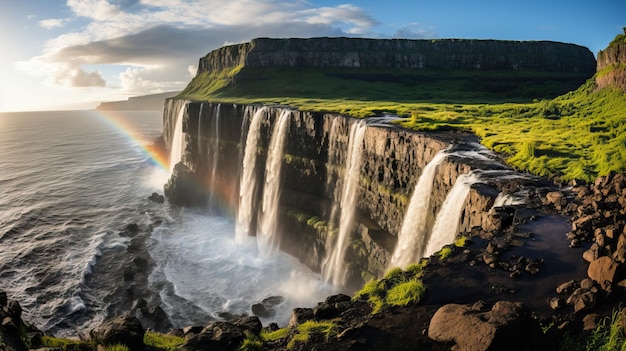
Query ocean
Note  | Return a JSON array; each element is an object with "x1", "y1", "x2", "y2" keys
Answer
[{"x1": 0, "y1": 110, "x2": 333, "y2": 338}]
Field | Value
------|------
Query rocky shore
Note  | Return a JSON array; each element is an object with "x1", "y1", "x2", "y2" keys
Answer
[{"x1": 3, "y1": 172, "x2": 626, "y2": 350}]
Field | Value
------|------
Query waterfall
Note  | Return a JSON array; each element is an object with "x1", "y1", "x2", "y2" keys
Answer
[
  {"x1": 322, "y1": 120, "x2": 367, "y2": 287},
  {"x1": 258, "y1": 110, "x2": 291, "y2": 253},
  {"x1": 197, "y1": 103, "x2": 204, "y2": 153},
  {"x1": 208, "y1": 104, "x2": 221, "y2": 210},
  {"x1": 168, "y1": 102, "x2": 187, "y2": 176},
  {"x1": 235, "y1": 107, "x2": 266, "y2": 243},
  {"x1": 424, "y1": 172, "x2": 479, "y2": 257},
  {"x1": 390, "y1": 150, "x2": 448, "y2": 269},
  {"x1": 325, "y1": 118, "x2": 341, "y2": 226}
]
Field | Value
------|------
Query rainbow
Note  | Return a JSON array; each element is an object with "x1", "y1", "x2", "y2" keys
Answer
[
  {"x1": 91, "y1": 109, "x2": 170, "y2": 172},
  {"x1": 91, "y1": 108, "x2": 238, "y2": 216}
]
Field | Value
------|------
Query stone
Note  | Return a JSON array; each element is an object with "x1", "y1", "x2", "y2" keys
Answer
[
  {"x1": 148, "y1": 192, "x2": 165, "y2": 203},
  {"x1": 587, "y1": 256, "x2": 620, "y2": 288},
  {"x1": 545, "y1": 191, "x2": 566, "y2": 208},
  {"x1": 313, "y1": 302, "x2": 339, "y2": 320},
  {"x1": 234, "y1": 316, "x2": 262, "y2": 335},
  {"x1": 614, "y1": 234, "x2": 626, "y2": 263},
  {"x1": 580, "y1": 278, "x2": 594, "y2": 290},
  {"x1": 289, "y1": 308, "x2": 314, "y2": 328},
  {"x1": 573, "y1": 291, "x2": 596, "y2": 313},
  {"x1": 428, "y1": 301, "x2": 541, "y2": 351},
  {"x1": 583, "y1": 243, "x2": 601, "y2": 263},
  {"x1": 549, "y1": 297, "x2": 561, "y2": 310},
  {"x1": 90, "y1": 314, "x2": 145, "y2": 351},
  {"x1": 583, "y1": 313, "x2": 600, "y2": 331},
  {"x1": 556, "y1": 280, "x2": 577, "y2": 295}
]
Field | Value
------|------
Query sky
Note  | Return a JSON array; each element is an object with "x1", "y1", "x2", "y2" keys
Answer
[{"x1": 0, "y1": 0, "x2": 624, "y2": 112}]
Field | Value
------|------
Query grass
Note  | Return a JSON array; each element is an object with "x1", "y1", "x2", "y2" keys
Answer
[
  {"x1": 585, "y1": 309, "x2": 626, "y2": 351},
  {"x1": 177, "y1": 46, "x2": 626, "y2": 183},
  {"x1": 260, "y1": 327, "x2": 291, "y2": 342},
  {"x1": 354, "y1": 265, "x2": 426, "y2": 314},
  {"x1": 287, "y1": 320, "x2": 338, "y2": 349},
  {"x1": 41, "y1": 335, "x2": 93, "y2": 350},
  {"x1": 143, "y1": 331, "x2": 185, "y2": 351}
]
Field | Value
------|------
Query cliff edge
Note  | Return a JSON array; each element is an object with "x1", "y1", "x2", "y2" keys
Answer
[
  {"x1": 596, "y1": 28, "x2": 626, "y2": 91},
  {"x1": 182, "y1": 37, "x2": 596, "y2": 103}
]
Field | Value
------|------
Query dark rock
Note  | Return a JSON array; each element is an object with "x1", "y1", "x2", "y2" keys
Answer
[
  {"x1": 289, "y1": 308, "x2": 314, "y2": 328},
  {"x1": 180, "y1": 322, "x2": 244, "y2": 351},
  {"x1": 313, "y1": 302, "x2": 339, "y2": 320},
  {"x1": 90, "y1": 314, "x2": 145, "y2": 351},
  {"x1": 148, "y1": 192, "x2": 165, "y2": 203},
  {"x1": 428, "y1": 301, "x2": 542, "y2": 351},
  {"x1": 549, "y1": 297, "x2": 562, "y2": 310},
  {"x1": 234, "y1": 316, "x2": 262, "y2": 335},
  {"x1": 252, "y1": 296, "x2": 284, "y2": 318},
  {"x1": 583, "y1": 313, "x2": 600, "y2": 331}
]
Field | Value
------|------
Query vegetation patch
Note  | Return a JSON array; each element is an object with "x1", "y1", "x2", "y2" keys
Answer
[
  {"x1": 354, "y1": 265, "x2": 426, "y2": 314},
  {"x1": 143, "y1": 331, "x2": 185, "y2": 351},
  {"x1": 287, "y1": 320, "x2": 338, "y2": 349}
]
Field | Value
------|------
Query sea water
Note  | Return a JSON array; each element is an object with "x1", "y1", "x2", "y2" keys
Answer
[{"x1": 0, "y1": 110, "x2": 332, "y2": 337}]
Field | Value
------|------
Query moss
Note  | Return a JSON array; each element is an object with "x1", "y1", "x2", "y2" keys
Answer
[
  {"x1": 438, "y1": 246, "x2": 453, "y2": 260},
  {"x1": 454, "y1": 235, "x2": 469, "y2": 248},
  {"x1": 287, "y1": 321, "x2": 338, "y2": 349},
  {"x1": 386, "y1": 280, "x2": 426, "y2": 307},
  {"x1": 261, "y1": 327, "x2": 291, "y2": 342},
  {"x1": 42, "y1": 335, "x2": 93, "y2": 350},
  {"x1": 143, "y1": 331, "x2": 185, "y2": 351},
  {"x1": 239, "y1": 332, "x2": 264, "y2": 351},
  {"x1": 105, "y1": 345, "x2": 130, "y2": 351}
]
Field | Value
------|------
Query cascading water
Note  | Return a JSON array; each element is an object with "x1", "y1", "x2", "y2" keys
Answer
[
  {"x1": 197, "y1": 103, "x2": 204, "y2": 153},
  {"x1": 424, "y1": 172, "x2": 480, "y2": 257},
  {"x1": 258, "y1": 110, "x2": 291, "y2": 254},
  {"x1": 168, "y1": 102, "x2": 188, "y2": 176},
  {"x1": 322, "y1": 120, "x2": 367, "y2": 287},
  {"x1": 235, "y1": 107, "x2": 266, "y2": 243},
  {"x1": 208, "y1": 104, "x2": 221, "y2": 210},
  {"x1": 325, "y1": 118, "x2": 341, "y2": 226},
  {"x1": 390, "y1": 150, "x2": 448, "y2": 268}
]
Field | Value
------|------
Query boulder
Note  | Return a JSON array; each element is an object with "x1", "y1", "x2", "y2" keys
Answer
[
  {"x1": 180, "y1": 322, "x2": 244, "y2": 351},
  {"x1": 148, "y1": 192, "x2": 165, "y2": 203},
  {"x1": 428, "y1": 301, "x2": 541, "y2": 351},
  {"x1": 90, "y1": 314, "x2": 145, "y2": 351},
  {"x1": 587, "y1": 256, "x2": 621, "y2": 289},
  {"x1": 289, "y1": 308, "x2": 314, "y2": 328}
]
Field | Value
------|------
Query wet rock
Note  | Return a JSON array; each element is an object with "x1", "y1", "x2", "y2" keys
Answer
[
  {"x1": 556, "y1": 280, "x2": 577, "y2": 295},
  {"x1": 90, "y1": 314, "x2": 145, "y2": 351},
  {"x1": 251, "y1": 296, "x2": 284, "y2": 318},
  {"x1": 148, "y1": 192, "x2": 165, "y2": 203},
  {"x1": 428, "y1": 301, "x2": 541, "y2": 351},
  {"x1": 566, "y1": 288, "x2": 596, "y2": 313},
  {"x1": 234, "y1": 316, "x2": 262, "y2": 335}
]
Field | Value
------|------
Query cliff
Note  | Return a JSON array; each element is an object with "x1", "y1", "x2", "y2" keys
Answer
[
  {"x1": 182, "y1": 37, "x2": 596, "y2": 103},
  {"x1": 199, "y1": 37, "x2": 595, "y2": 73},
  {"x1": 596, "y1": 29, "x2": 626, "y2": 91},
  {"x1": 96, "y1": 91, "x2": 180, "y2": 111},
  {"x1": 162, "y1": 101, "x2": 550, "y2": 290}
]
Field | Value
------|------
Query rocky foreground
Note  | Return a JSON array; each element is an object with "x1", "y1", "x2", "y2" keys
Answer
[{"x1": 3, "y1": 172, "x2": 626, "y2": 350}]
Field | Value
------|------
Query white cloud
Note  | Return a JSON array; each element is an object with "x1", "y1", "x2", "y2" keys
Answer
[
  {"x1": 67, "y1": 0, "x2": 121, "y2": 20},
  {"x1": 21, "y1": 0, "x2": 381, "y2": 97},
  {"x1": 50, "y1": 64, "x2": 106, "y2": 87},
  {"x1": 39, "y1": 18, "x2": 70, "y2": 29},
  {"x1": 393, "y1": 23, "x2": 437, "y2": 39}
]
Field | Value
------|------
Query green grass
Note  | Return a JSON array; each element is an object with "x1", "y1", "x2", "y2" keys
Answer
[
  {"x1": 143, "y1": 331, "x2": 185, "y2": 351},
  {"x1": 105, "y1": 345, "x2": 129, "y2": 351},
  {"x1": 585, "y1": 309, "x2": 626, "y2": 351},
  {"x1": 260, "y1": 327, "x2": 291, "y2": 342},
  {"x1": 287, "y1": 320, "x2": 338, "y2": 349},
  {"x1": 41, "y1": 335, "x2": 93, "y2": 350},
  {"x1": 178, "y1": 56, "x2": 626, "y2": 182},
  {"x1": 438, "y1": 246, "x2": 453, "y2": 260},
  {"x1": 354, "y1": 265, "x2": 426, "y2": 314}
]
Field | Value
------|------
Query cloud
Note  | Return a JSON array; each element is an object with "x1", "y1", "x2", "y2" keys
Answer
[
  {"x1": 67, "y1": 0, "x2": 121, "y2": 20},
  {"x1": 39, "y1": 18, "x2": 70, "y2": 29},
  {"x1": 24, "y1": 0, "x2": 380, "y2": 95},
  {"x1": 50, "y1": 64, "x2": 106, "y2": 87}
]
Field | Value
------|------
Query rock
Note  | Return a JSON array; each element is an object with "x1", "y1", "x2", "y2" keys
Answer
[
  {"x1": 289, "y1": 308, "x2": 314, "y2": 328},
  {"x1": 234, "y1": 316, "x2": 262, "y2": 335},
  {"x1": 583, "y1": 313, "x2": 600, "y2": 331},
  {"x1": 587, "y1": 256, "x2": 621, "y2": 289},
  {"x1": 90, "y1": 314, "x2": 145, "y2": 351},
  {"x1": 572, "y1": 215, "x2": 593, "y2": 232},
  {"x1": 313, "y1": 302, "x2": 339, "y2": 320},
  {"x1": 545, "y1": 191, "x2": 566, "y2": 208},
  {"x1": 556, "y1": 280, "x2": 577, "y2": 295},
  {"x1": 148, "y1": 192, "x2": 165, "y2": 203},
  {"x1": 251, "y1": 296, "x2": 284, "y2": 318},
  {"x1": 549, "y1": 297, "x2": 562, "y2": 310},
  {"x1": 614, "y1": 233, "x2": 626, "y2": 263},
  {"x1": 428, "y1": 301, "x2": 541, "y2": 351},
  {"x1": 566, "y1": 288, "x2": 597, "y2": 313},
  {"x1": 583, "y1": 243, "x2": 601, "y2": 263}
]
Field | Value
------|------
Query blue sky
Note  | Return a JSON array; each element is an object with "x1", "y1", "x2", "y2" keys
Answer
[{"x1": 0, "y1": 0, "x2": 624, "y2": 112}]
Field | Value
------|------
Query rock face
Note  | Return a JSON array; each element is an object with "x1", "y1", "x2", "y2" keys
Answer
[
  {"x1": 162, "y1": 100, "x2": 546, "y2": 289},
  {"x1": 198, "y1": 37, "x2": 596, "y2": 74},
  {"x1": 428, "y1": 301, "x2": 542, "y2": 351},
  {"x1": 90, "y1": 314, "x2": 145, "y2": 351},
  {"x1": 596, "y1": 30, "x2": 626, "y2": 91}
]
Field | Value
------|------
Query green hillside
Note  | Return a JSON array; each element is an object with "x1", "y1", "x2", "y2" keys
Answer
[{"x1": 177, "y1": 44, "x2": 625, "y2": 183}]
